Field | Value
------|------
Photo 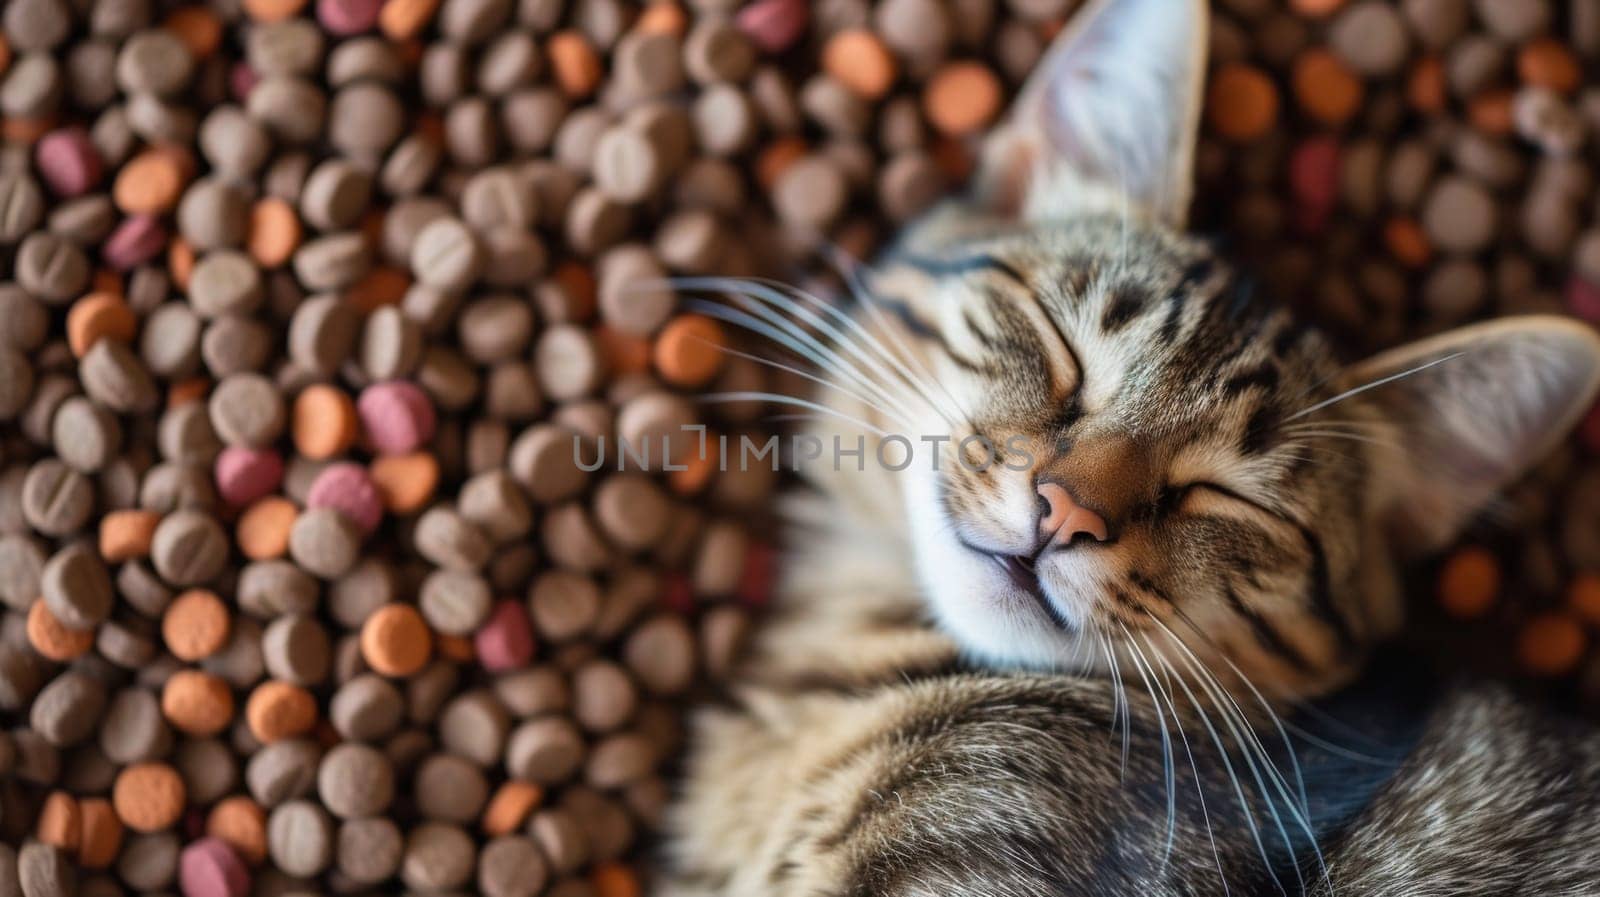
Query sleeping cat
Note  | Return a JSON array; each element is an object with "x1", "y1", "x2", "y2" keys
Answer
[{"x1": 662, "y1": 0, "x2": 1600, "y2": 894}]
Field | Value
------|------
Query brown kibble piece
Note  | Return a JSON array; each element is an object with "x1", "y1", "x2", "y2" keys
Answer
[{"x1": 79, "y1": 798, "x2": 124, "y2": 868}]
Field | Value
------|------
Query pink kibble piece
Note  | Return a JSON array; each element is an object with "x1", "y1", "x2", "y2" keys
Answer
[
  {"x1": 317, "y1": 0, "x2": 382, "y2": 35},
  {"x1": 306, "y1": 462, "x2": 384, "y2": 534},
  {"x1": 737, "y1": 542, "x2": 777, "y2": 608},
  {"x1": 357, "y1": 381, "x2": 436, "y2": 456},
  {"x1": 475, "y1": 600, "x2": 535, "y2": 671},
  {"x1": 214, "y1": 447, "x2": 284, "y2": 507},
  {"x1": 737, "y1": 0, "x2": 809, "y2": 53},
  {"x1": 660, "y1": 573, "x2": 695, "y2": 614},
  {"x1": 229, "y1": 63, "x2": 259, "y2": 102},
  {"x1": 179, "y1": 838, "x2": 250, "y2": 897},
  {"x1": 1580, "y1": 400, "x2": 1600, "y2": 455},
  {"x1": 1567, "y1": 277, "x2": 1600, "y2": 323},
  {"x1": 35, "y1": 127, "x2": 103, "y2": 197},
  {"x1": 103, "y1": 215, "x2": 168, "y2": 270}
]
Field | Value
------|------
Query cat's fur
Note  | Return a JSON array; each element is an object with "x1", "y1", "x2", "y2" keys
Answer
[{"x1": 663, "y1": 0, "x2": 1600, "y2": 893}]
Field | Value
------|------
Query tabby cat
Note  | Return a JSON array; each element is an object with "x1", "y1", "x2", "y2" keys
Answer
[{"x1": 662, "y1": 0, "x2": 1600, "y2": 894}]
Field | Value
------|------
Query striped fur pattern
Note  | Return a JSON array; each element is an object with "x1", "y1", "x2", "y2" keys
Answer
[{"x1": 664, "y1": 0, "x2": 1600, "y2": 893}]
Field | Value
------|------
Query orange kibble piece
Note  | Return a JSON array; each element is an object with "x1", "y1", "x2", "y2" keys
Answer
[
  {"x1": 379, "y1": 0, "x2": 441, "y2": 40},
  {"x1": 168, "y1": 237, "x2": 196, "y2": 290},
  {"x1": 1518, "y1": 38, "x2": 1581, "y2": 94},
  {"x1": 1207, "y1": 63, "x2": 1279, "y2": 142},
  {"x1": 596, "y1": 325, "x2": 653, "y2": 377},
  {"x1": 113, "y1": 763, "x2": 187, "y2": 832},
  {"x1": 206, "y1": 796, "x2": 268, "y2": 864},
  {"x1": 930, "y1": 137, "x2": 974, "y2": 183},
  {"x1": 1469, "y1": 89, "x2": 1514, "y2": 136},
  {"x1": 247, "y1": 198, "x2": 302, "y2": 269},
  {"x1": 552, "y1": 261, "x2": 598, "y2": 321},
  {"x1": 164, "y1": 6, "x2": 223, "y2": 58},
  {"x1": 160, "y1": 669, "x2": 235, "y2": 736},
  {"x1": 756, "y1": 137, "x2": 808, "y2": 190},
  {"x1": 1407, "y1": 57, "x2": 1446, "y2": 113},
  {"x1": 162, "y1": 588, "x2": 232, "y2": 661},
  {"x1": 1383, "y1": 216, "x2": 1432, "y2": 268},
  {"x1": 1292, "y1": 49, "x2": 1363, "y2": 126},
  {"x1": 1437, "y1": 545, "x2": 1500, "y2": 619},
  {"x1": 591, "y1": 862, "x2": 643, "y2": 897},
  {"x1": 0, "y1": 34, "x2": 10, "y2": 74},
  {"x1": 114, "y1": 148, "x2": 188, "y2": 214},
  {"x1": 3, "y1": 116, "x2": 55, "y2": 144},
  {"x1": 242, "y1": 0, "x2": 309, "y2": 21},
  {"x1": 1567, "y1": 574, "x2": 1600, "y2": 625},
  {"x1": 36, "y1": 791, "x2": 82, "y2": 850},
  {"x1": 1289, "y1": 0, "x2": 1347, "y2": 15},
  {"x1": 822, "y1": 29, "x2": 897, "y2": 100},
  {"x1": 369, "y1": 452, "x2": 440, "y2": 514},
  {"x1": 922, "y1": 61, "x2": 1002, "y2": 137},
  {"x1": 669, "y1": 443, "x2": 716, "y2": 495},
  {"x1": 1518, "y1": 612, "x2": 1588, "y2": 676},
  {"x1": 347, "y1": 265, "x2": 411, "y2": 313},
  {"x1": 548, "y1": 30, "x2": 603, "y2": 98},
  {"x1": 92, "y1": 268, "x2": 123, "y2": 296},
  {"x1": 653, "y1": 314, "x2": 727, "y2": 387},
  {"x1": 436, "y1": 633, "x2": 475, "y2": 662},
  {"x1": 237, "y1": 496, "x2": 298, "y2": 560},
  {"x1": 78, "y1": 799, "x2": 124, "y2": 869},
  {"x1": 26, "y1": 600, "x2": 95, "y2": 662},
  {"x1": 100, "y1": 509, "x2": 162, "y2": 562},
  {"x1": 67, "y1": 292, "x2": 137, "y2": 357},
  {"x1": 169, "y1": 377, "x2": 209, "y2": 407},
  {"x1": 246, "y1": 681, "x2": 318, "y2": 744},
  {"x1": 482, "y1": 782, "x2": 543, "y2": 836},
  {"x1": 293, "y1": 384, "x2": 359, "y2": 460},
  {"x1": 635, "y1": 1, "x2": 687, "y2": 36},
  {"x1": 360, "y1": 603, "x2": 434, "y2": 677}
]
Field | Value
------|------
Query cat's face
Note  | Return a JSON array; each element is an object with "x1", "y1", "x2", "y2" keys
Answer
[
  {"x1": 871, "y1": 212, "x2": 1382, "y2": 695},
  {"x1": 846, "y1": 0, "x2": 1600, "y2": 700}
]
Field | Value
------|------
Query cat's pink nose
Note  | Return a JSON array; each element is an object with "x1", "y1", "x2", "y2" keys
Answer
[{"x1": 1037, "y1": 482, "x2": 1109, "y2": 547}]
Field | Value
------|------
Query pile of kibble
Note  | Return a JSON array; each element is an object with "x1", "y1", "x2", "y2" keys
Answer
[
  {"x1": 5, "y1": 0, "x2": 1600, "y2": 894},
  {"x1": 0, "y1": 0, "x2": 1061, "y2": 895}
]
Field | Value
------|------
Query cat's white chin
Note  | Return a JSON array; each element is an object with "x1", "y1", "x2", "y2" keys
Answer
[{"x1": 902, "y1": 467, "x2": 1103, "y2": 673}]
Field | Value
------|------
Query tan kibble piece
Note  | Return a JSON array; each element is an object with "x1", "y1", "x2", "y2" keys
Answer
[{"x1": 113, "y1": 762, "x2": 187, "y2": 832}]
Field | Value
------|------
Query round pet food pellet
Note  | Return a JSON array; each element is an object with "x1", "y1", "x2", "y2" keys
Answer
[
  {"x1": 112, "y1": 762, "x2": 187, "y2": 832},
  {"x1": 306, "y1": 462, "x2": 384, "y2": 534},
  {"x1": 151, "y1": 510, "x2": 230, "y2": 586},
  {"x1": 178, "y1": 837, "x2": 250, "y2": 897},
  {"x1": 318, "y1": 742, "x2": 394, "y2": 818},
  {"x1": 287, "y1": 507, "x2": 362, "y2": 579},
  {"x1": 360, "y1": 603, "x2": 434, "y2": 677}
]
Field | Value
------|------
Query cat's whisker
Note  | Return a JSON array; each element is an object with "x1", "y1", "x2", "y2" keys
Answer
[
  {"x1": 1164, "y1": 650, "x2": 1287, "y2": 897},
  {"x1": 694, "y1": 392, "x2": 894, "y2": 439},
  {"x1": 768, "y1": 274, "x2": 974, "y2": 432},
  {"x1": 1141, "y1": 632, "x2": 1233, "y2": 896},
  {"x1": 683, "y1": 296, "x2": 923, "y2": 431},
  {"x1": 1152, "y1": 619, "x2": 1326, "y2": 887},
  {"x1": 677, "y1": 277, "x2": 961, "y2": 431},
  {"x1": 819, "y1": 243, "x2": 975, "y2": 427},
  {"x1": 1119, "y1": 621, "x2": 1178, "y2": 865},
  {"x1": 1284, "y1": 351, "x2": 1466, "y2": 422},
  {"x1": 700, "y1": 338, "x2": 921, "y2": 434},
  {"x1": 1099, "y1": 631, "x2": 1133, "y2": 777}
]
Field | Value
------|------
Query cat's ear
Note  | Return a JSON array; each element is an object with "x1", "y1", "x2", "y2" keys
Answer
[
  {"x1": 1345, "y1": 316, "x2": 1600, "y2": 552},
  {"x1": 973, "y1": 0, "x2": 1208, "y2": 225}
]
